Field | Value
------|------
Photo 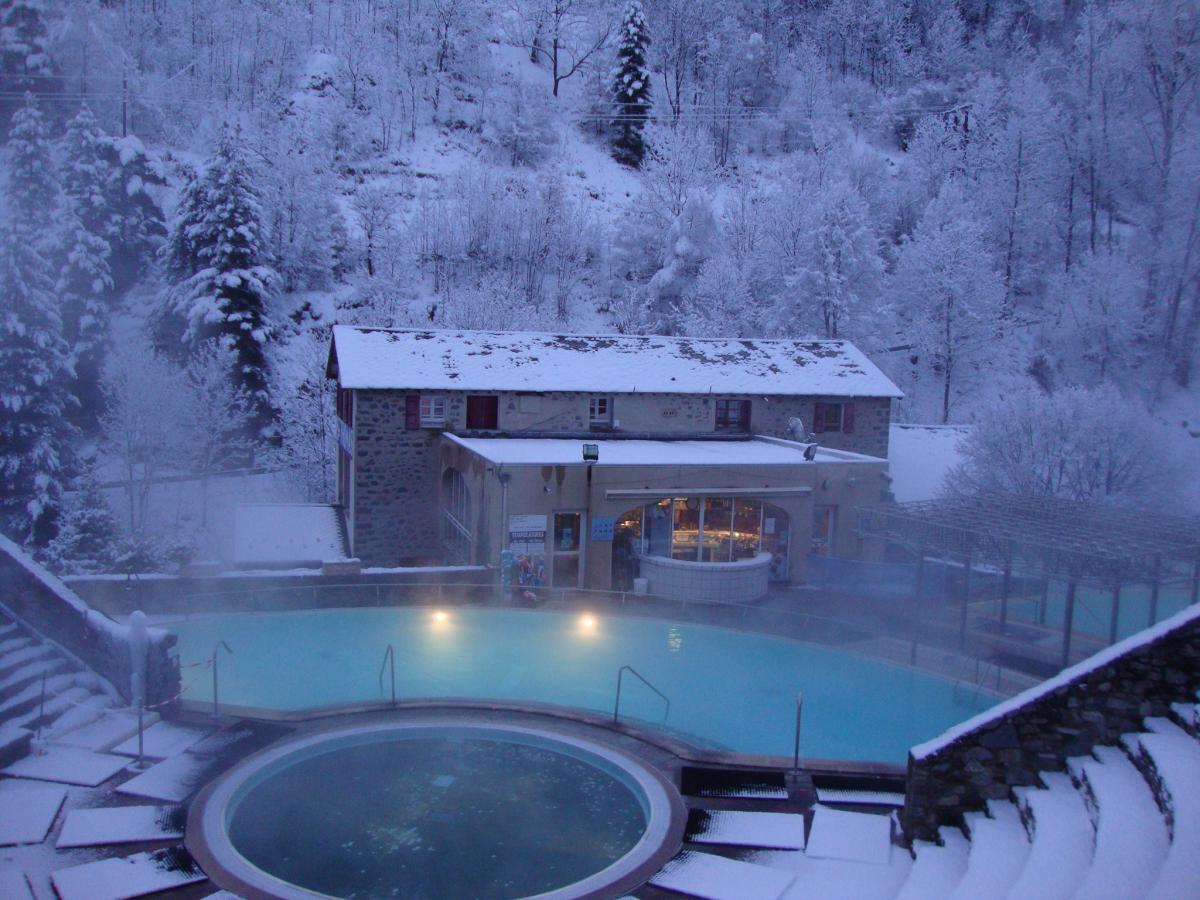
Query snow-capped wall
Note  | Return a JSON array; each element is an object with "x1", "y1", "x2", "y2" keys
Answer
[
  {"x1": 0, "y1": 534, "x2": 179, "y2": 707},
  {"x1": 903, "y1": 601, "x2": 1200, "y2": 843}
]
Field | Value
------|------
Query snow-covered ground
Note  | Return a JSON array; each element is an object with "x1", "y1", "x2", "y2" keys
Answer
[{"x1": 887, "y1": 424, "x2": 970, "y2": 502}]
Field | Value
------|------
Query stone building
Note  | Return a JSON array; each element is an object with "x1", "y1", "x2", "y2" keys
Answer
[{"x1": 326, "y1": 326, "x2": 901, "y2": 596}]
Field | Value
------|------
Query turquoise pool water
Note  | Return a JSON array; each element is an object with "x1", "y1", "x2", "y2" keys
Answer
[
  {"x1": 169, "y1": 607, "x2": 998, "y2": 764},
  {"x1": 1006, "y1": 581, "x2": 1192, "y2": 643}
]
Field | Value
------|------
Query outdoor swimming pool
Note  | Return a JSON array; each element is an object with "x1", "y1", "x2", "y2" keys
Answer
[{"x1": 169, "y1": 607, "x2": 999, "y2": 763}]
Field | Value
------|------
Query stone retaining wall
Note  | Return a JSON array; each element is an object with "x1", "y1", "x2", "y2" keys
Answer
[
  {"x1": 0, "y1": 535, "x2": 179, "y2": 707},
  {"x1": 903, "y1": 604, "x2": 1200, "y2": 843}
]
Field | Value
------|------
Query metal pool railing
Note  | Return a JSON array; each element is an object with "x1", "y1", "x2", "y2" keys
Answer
[{"x1": 613, "y1": 665, "x2": 670, "y2": 725}]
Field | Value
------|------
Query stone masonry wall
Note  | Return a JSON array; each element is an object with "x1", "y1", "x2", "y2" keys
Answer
[
  {"x1": 350, "y1": 388, "x2": 891, "y2": 566},
  {"x1": 351, "y1": 390, "x2": 444, "y2": 565},
  {"x1": 903, "y1": 607, "x2": 1200, "y2": 843}
]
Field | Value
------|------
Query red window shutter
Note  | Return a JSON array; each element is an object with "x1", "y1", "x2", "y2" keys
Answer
[
  {"x1": 843, "y1": 402, "x2": 856, "y2": 433},
  {"x1": 813, "y1": 401, "x2": 826, "y2": 433},
  {"x1": 467, "y1": 396, "x2": 498, "y2": 429},
  {"x1": 405, "y1": 395, "x2": 420, "y2": 429}
]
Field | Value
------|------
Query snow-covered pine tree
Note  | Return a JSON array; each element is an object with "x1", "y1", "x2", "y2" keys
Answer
[
  {"x1": 0, "y1": 1, "x2": 56, "y2": 134},
  {"x1": 57, "y1": 206, "x2": 112, "y2": 432},
  {"x1": 102, "y1": 135, "x2": 167, "y2": 292},
  {"x1": 165, "y1": 127, "x2": 278, "y2": 439},
  {"x1": 610, "y1": 0, "x2": 651, "y2": 167},
  {"x1": 41, "y1": 465, "x2": 119, "y2": 574},
  {"x1": 0, "y1": 98, "x2": 74, "y2": 543},
  {"x1": 60, "y1": 107, "x2": 118, "y2": 242}
]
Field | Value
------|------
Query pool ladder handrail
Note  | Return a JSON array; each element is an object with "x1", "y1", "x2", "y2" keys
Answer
[
  {"x1": 379, "y1": 644, "x2": 396, "y2": 707},
  {"x1": 613, "y1": 664, "x2": 670, "y2": 725},
  {"x1": 793, "y1": 690, "x2": 803, "y2": 773},
  {"x1": 211, "y1": 640, "x2": 233, "y2": 719}
]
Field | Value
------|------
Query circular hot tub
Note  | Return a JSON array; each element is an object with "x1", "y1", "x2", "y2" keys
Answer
[{"x1": 188, "y1": 719, "x2": 684, "y2": 899}]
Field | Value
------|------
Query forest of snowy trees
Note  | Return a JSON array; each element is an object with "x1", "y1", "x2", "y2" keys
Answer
[{"x1": 0, "y1": 0, "x2": 1197, "y2": 567}]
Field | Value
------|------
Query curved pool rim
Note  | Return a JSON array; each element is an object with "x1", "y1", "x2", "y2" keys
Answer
[{"x1": 187, "y1": 716, "x2": 687, "y2": 900}]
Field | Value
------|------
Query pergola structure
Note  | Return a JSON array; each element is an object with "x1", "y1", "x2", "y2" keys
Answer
[{"x1": 857, "y1": 495, "x2": 1200, "y2": 669}]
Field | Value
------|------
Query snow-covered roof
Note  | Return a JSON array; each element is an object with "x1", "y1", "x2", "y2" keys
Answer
[
  {"x1": 328, "y1": 326, "x2": 903, "y2": 398},
  {"x1": 445, "y1": 434, "x2": 865, "y2": 466},
  {"x1": 232, "y1": 504, "x2": 348, "y2": 565},
  {"x1": 887, "y1": 424, "x2": 970, "y2": 502}
]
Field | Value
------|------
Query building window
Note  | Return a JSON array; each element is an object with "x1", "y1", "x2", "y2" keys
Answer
[
  {"x1": 589, "y1": 396, "x2": 612, "y2": 428},
  {"x1": 466, "y1": 395, "x2": 498, "y2": 430},
  {"x1": 814, "y1": 401, "x2": 855, "y2": 433},
  {"x1": 715, "y1": 399, "x2": 751, "y2": 432},
  {"x1": 419, "y1": 395, "x2": 446, "y2": 426}
]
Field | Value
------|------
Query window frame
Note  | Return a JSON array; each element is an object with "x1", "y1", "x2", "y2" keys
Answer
[
  {"x1": 588, "y1": 396, "x2": 612, "y2": 428},
  {"x1": 419, "y1": 395, "x2": 447, "y2": 427},
  {"x1": 714, "y1": 398, "x2": 752, "y2": 432}
]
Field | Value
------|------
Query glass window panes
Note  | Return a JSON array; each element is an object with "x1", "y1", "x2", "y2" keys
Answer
[
  {"x1": 419, "y1": 395, "x2": 446, "y2": 425},
  {"x1": 702, "y1": 497, "x2": 734, "y2": 561},
  {"x1": 589, "y1": 396, "x2": 611, "y2": 424},
  {"x1": 820, "y1": 402, "x2": 843, "y2": 432},
  {"x1": 715, "y1": 399, "x2": 751, "y2": 431},
  {"x1": 672, "y1": 497, "x2": 701, "y2": 560},
  {"x1": 553, "y1": 513, "x2": 580, "y2": 552},
  {"x1": 732, "y1": 499, "x2": 763, "y2": 559}
]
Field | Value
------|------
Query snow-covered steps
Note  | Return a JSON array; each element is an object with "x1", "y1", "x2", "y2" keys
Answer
[
  {"x1": 0, "y1": 656, "x2": 71, "y2": 704},
  {"x1": 805, "y1": 805, "x2": 893, "y2": 865},
  {"x1": 0, "y1": 671, "x2": 78, "y2": 721},
  {"x1": 53, "y1": 709, "x2": 151, "y2": 752},
  {"x1": 57, "y1": 805, "x2": 185, "y2": 849},
  {"x1": 650, "y1": 850, "x2": 795, "y2": 900},
  {"x1": 1168, "y1": 702, "x2": 1198, "y2": 735},
  {"x1": 0, "y1": 744, "x2": 130, "y2": 786},
  {"x1": 1007, "y1": 772, "x2": 1095, "y2": 900},
  {"x1": 0, "y1": 636, "x2": 33, "y2": 656},
  {"x1": 112, "y1": 720, "x2": 210, "y2": 760},
  {"x1": 947, "y1": 801, "x2": 1029, "y2": 900},
  {"x1": 815, "y1": 787, "x2": 905, "y2": 808},
  {"x1": 0, "y1": 868, "x2": 34, "y2": 900},
  {"x1": 116, "y1": 751, "x2": 211, "y2": 802},
  {"x1": 0, "y1": 721, "x2": 32, "y2": 767},
  {"x1": 1122, "y1": 730, "x2": 1200, "y2": 900},
  {"x1": 51, "y1": 846, "x2": 207, "y2": 900},
  {"x1": 1068, "y1": 745, "x2": 1168, "y2": 900},
  {"x1": 686, "y1": 810, "x2": 806, "y2": 850},
  {"x1": 0, "y1": 644, "x2": 57, "y2": 681},
  {"x1": 894, "y1": 827, "x2": 968, "y2": 900},
  {"x1": 1144, "y1": 716, "x2": 1191, "y2": 739},
  {"x1": 0, "y1": 780, "x2": 67, "y2": 846}
]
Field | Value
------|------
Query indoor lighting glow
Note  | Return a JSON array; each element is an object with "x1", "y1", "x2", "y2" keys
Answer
[
  {"x1": 432, "y1": 610, "x2": 449, "y2": 624},
  {"x1": 579, "y1": 614, "x2": 597, "y2": 631}
]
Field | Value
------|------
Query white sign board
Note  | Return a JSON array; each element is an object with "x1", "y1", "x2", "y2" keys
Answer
[{"x1": 508, "y1": 514, "x2": 547, "y2": 553}]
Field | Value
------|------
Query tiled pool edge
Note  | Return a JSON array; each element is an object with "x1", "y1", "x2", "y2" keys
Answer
[{"x1": 186, "y1": 714, "x2": 688, "y2": 900}]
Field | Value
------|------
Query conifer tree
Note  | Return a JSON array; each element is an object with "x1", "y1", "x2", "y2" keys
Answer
[
  {"x1": 42, "y1": 465, "x2": 119, "y2": 574},
  {"x1": 0, "y1": 99, "x2": 74, "y2": 542},
  {"x1": 163, "y1": 127, "x2": 278, "y2": 438},
  {"x1": 59, "y1": 108, "x2": 116, "y2": 431},
  {"x1": 0, "y1": 1, "x2": 55, "y2": 134},
  {"x1": 57, "y1": 207, "x2": 113, "y2": 431},
  {"x1": 610, "y1": 0, "x2": 651, "y2": 168}
]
